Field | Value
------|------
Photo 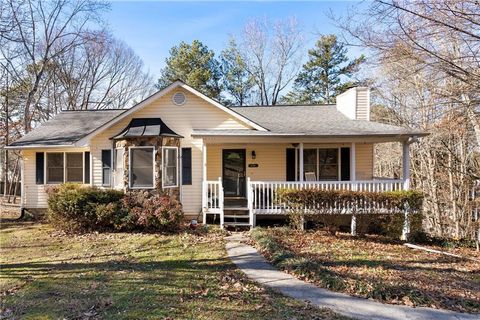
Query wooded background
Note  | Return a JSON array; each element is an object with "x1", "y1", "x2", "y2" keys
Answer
[{"x1": 1, "y1": 0, "x2": 478, "y2": 241}]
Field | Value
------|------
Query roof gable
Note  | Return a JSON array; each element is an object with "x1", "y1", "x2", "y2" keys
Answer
[{"x1": 76, "y1": 81, "x2": 267, "y2": 146}]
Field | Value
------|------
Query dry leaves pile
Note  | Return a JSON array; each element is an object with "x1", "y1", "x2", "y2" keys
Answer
[{"x1": 251, "y1": 228, "x2": 480, "y2": 313}]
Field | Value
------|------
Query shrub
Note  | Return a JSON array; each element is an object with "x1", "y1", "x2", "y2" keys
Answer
[
  {"x1": 47, "y1": 185, "x2": 184, "y2": 233},
  {"x1": 278, "y1": 188, "x2": 424, "y2": 237},
  {"x1": 47, "y1": 184, "x2": 124, "y2": 233},
  {"x1": 122, "y1": 191, "x2": 183, "y2": 232}
]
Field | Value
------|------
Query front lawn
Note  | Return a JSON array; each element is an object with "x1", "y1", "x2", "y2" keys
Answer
[
  {"x1": 250, "y1": 228, "x2": 480, "y2": 313},
  {"x1": 0, "y1": 221, "x2": 344, "y2": 320}
]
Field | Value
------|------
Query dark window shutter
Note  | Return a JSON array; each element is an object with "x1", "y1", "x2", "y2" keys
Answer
[
  {"x1": 84, "y1": 152, "x2": 90, "y2": 184},
  {"x1": 102, "y1": 149, "x2": 111, "y2": 186},
  {"x1": 340, "y1": 147, "x2": 350, "y2": 181},
  {"x1": 286, "y1": 148, "x2": 296, "y2": 181},
  {"x1": 182, "y1": 148, "x2": 192, "y2": 185},
  {"x1": 36, "y1": 152, "x2": 45, "y2": 184}
]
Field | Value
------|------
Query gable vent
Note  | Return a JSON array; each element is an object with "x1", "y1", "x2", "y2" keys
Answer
[{"x1": 172, "y1": 92, "x2": 186, "y2": 106}]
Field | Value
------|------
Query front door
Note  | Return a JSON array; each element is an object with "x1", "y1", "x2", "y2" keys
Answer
[{"x1": 222, "y1": 149, "x2": 246, "y2": 198}]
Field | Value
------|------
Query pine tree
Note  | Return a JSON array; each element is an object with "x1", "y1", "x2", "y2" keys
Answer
[
  {"x1": 284, "y1": 35, "x2": 365, "y2": 104},
  {"x1": 219, "y1": 39, "x2": 254, "y2": 106},
  {"x1": 156, "y1": 40, "x2": 221, "y2": 99}
]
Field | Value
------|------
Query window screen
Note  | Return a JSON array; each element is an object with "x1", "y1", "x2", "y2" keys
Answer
[
  {"x1": 66, "y1": 153, "x2": 83, "y2": 182},
  {"x1": 47, "y1": 153, "x2": 64, "y2": 183},
  {"x1": 102, "y1": 150, "x2": 112, "y2": 186},
  {"x1": 163, "y1": 147, "x2": 178, "y2": 187},
  {"x1": 303, "y1": 149, "x2": 317, "y2": 180},
  {"x1": 131, "y1": 148, "x2": 154, "y2": 188},
  {"x1": 181, "y1": 148, "x2": 192, "y2": 185},
  {"x1": 319, "y1": 149, "x2": 338, "y2": 180}
]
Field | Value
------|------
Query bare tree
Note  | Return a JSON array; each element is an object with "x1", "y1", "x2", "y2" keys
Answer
[
  {"x1": 237, "y1": 17, "x2": 304, "y2": 105},
  {"x1": 0, "y1": 0, "x2": 153, "y2": 200},
  {"x1": 51, "y1": 30, "x2": 153, "y2": 112},
  {"x1": 339, "y1": 1, "x2": 480, "y2": 240},
  {"x1": 0, "y1": 0, "x2": 108, "y2": 132}
]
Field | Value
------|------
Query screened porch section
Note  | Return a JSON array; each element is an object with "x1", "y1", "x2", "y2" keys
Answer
[{"x1": 201, "y1": 140, "x2": 411, "y2": 228}]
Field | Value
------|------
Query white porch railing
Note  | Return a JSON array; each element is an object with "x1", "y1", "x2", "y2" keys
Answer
[
  {"x1": 248, "y1": 180, "x2": 406, "y2": 215},
  {"x1": 202, "y1": 178, "x2": 224, "y2": 226},
  {"x1": 202, "y1": 179, "x2": 407, "y2": 227}
]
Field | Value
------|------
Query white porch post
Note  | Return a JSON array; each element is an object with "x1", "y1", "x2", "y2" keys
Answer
[
  {"x1": 299, "y1": 143, "x2": 304, "y2": 182},
  {"x1": 350, "y1": 142, "x2": 356, "y2": 185},
  {"x1": 350, "y1": 142, "x2": 357, "y2": 236},
  {"x1": 402, "y1": 141, "x2": 410, "y2": 191},
  {"x1": 219, "y1": 176, "x2": 224, "y2": 228},
  {"x1": 202, "y1": 140, "x2": 207, "y2": 224},
  {"x1": 401, "y1": 140, "x2": 411, "y2": 240}
]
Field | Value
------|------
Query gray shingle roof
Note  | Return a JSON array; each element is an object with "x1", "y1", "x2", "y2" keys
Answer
[
  {"x1": 221, "y1": 105, "x2": 425, "y2": 137},
  {"x1": 9, "y1": 110, "x2": 124, "y2": 147}
]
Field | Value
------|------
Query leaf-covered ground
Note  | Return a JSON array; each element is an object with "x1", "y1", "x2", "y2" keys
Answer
[
  {"x1": 0, "y1": 221, "x2": 346, "y2": 320},
  {"x1": 250, "y1": 228, "x2": 480, "y2": 313}
]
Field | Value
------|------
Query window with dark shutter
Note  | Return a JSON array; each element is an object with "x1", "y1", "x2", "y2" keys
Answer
[
  {"x1": 84, "y1": 152, "x2": 90, "y2": 184},
  {"x1": 340, "y1": 147, "x2": 350, "y2": 181},
  {"x1": 182, "y1": 148, "x2": 192, "y2": 185},
  {"x1": 36, "y1": 152, "x2": 45, "y2": 184},
  {"x1": 101, "y1": 150, "x2": 112, "y2": 186},
  {"x1": 286, "y1": 148, "x2": 296, "y2": 181}
]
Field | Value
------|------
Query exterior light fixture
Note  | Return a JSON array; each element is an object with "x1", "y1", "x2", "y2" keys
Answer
[{"x1": 251, "y1": 150, "x2": 256, "y2": 159}]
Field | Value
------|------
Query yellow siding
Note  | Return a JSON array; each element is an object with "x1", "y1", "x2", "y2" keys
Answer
[
  {"x1": 207, "y1": 143, "x2": 374, "y2": 182},
  {"x1": 356, "y1": 143, "x2": 374, "y2": 180},
  {"x1": 89, "y1": 88, "x2": 251, "y2": 216},
  {"x1": 22, "y1": 147, "x2": 89, "y2": 209},
  {"x1": 22, "y1": 87, "x2": 375, "y2": 216},
  {"x1": 206, "y1": 144, "x2": 289, "y2": 181}
]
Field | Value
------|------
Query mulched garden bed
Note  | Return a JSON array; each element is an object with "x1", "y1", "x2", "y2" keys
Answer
[{"x1": 250, "y1": 228, "x2": 480, "y2": 313}]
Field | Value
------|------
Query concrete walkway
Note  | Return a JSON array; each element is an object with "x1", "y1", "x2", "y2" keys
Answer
[{"x1": 225, "y1": 233, "x2": 479, "y2": 320}]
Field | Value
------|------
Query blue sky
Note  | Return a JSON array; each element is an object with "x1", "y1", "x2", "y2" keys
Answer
[{"x1": 106, "y1": 1, "x2": 363, "y2": 79}]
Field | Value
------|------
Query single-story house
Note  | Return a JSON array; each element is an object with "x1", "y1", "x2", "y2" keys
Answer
[{"x1": 7, "y1": 80, "x2": 426, "y2": 228}]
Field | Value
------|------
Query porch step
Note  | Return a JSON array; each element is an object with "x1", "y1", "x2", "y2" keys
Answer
[
  {"x1": 224, "y1": 215, "x2": 249, "y2": 219},
  {"x1": 224, "y1": 206, "x2": 249, "y2": 211},
  {"x1": 223, "y1": 222, "x2": 251, "y2": 227}
]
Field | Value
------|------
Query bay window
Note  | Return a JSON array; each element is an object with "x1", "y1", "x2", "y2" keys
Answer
[
  {"x1": 130, "y1": 147, "x2": 154, "y2": 188},
  {"x1": 114, "y1": 148, "x2": 124, "y2": 189},
  {"x1": 163, "y1": 147, "x2": 178, "y2": 188}
]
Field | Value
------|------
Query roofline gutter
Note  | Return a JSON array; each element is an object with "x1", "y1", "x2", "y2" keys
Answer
[
  {"x1": 191, "y1": 132, "x2": 429, "y2": 139},
  {"x1": 5, "y1": 144, "x2": 77, "y2": 150}
]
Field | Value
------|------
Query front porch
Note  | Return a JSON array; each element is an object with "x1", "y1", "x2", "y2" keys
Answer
[{"x1": 200, "y1": 139, "x2": 412, "y2": 230}]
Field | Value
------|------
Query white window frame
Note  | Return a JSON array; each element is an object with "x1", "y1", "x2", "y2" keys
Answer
[
  {"x1": 113, "y1": 147, "x2": 125, "y2": 190},
  {"x1": 296, "y1": 147, "x2": 341, "y2": 182},
  {"x1": 101, "y1": 149, "x2": 113, "y2": 187},
  {"x1": 162, "y1": 146, "x2": 179, "y2": 188},
  {"x1": 45, "y1": 151, "x2": 88, "y2": 184},
  {"x1": 65, "y1": 152, "x2": 84, "y2": 183},
  {"x1": 129, "y1": 146, "x2": 155, "y2": 189}
]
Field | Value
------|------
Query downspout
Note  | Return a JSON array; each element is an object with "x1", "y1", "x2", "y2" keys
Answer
[{"x1": 19, "y1": 155, "x2": 25, "y2": 219}]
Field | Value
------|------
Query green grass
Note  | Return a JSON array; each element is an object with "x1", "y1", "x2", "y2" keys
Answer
[{"x1": 0, "y1": 221, "x2": 344, "y2": 320}]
